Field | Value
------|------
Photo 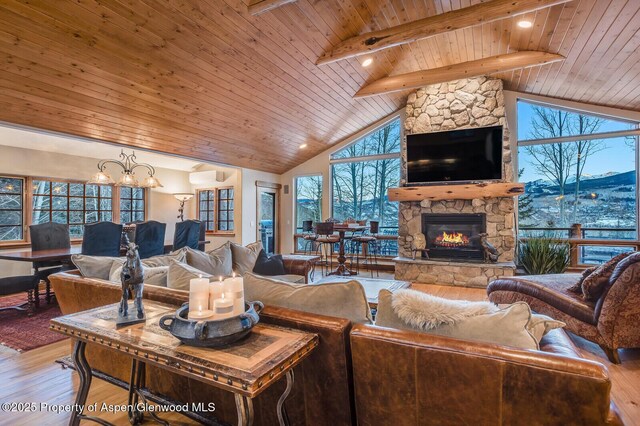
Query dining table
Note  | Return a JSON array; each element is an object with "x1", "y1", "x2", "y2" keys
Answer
[
  {"x1": 0, "y1": 241, "x2": 210, "y2": 263},
  {"x1": 328, "y1": 223, "x2": 367, "y2": 276}
]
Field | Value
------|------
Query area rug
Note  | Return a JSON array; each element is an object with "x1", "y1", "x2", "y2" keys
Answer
[{"x1": 0, "y1": 294, "x2": 66, "y2": 352}]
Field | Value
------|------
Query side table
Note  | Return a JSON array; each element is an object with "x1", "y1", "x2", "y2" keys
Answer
[{"x1": 50, "y1": 301, "x2": 318, "y2": 426}]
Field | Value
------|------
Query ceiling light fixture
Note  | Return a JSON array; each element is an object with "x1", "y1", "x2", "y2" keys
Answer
[
  {"x1": 362, "y1": 58, "x2": 373, "y2": 67},
  {"x1": 517, "y1": 20, "x2": 533, "y2": 29},
  {"x1": 299, "y1": 143, "x2": 308, "y2": 149},
  {"x1": 88, "y1": 150, "x2": 163, "y2": 188}
]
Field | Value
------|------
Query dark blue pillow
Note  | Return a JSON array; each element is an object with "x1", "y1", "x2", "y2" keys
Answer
[{"x1": 252, "y1": 249, "x2": 286, "y2": 276}]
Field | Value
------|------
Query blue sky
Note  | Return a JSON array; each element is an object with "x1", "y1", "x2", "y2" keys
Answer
[{"x1": 517, "y1": 101, "x2": 637, "y2": 183}]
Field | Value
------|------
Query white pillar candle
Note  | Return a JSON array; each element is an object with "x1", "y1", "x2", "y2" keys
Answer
[
  {"x1": 188, "y1": 275, "x2": 213, "y2": 320},
  {"x1": 224, "y1": 274, "x2": 245, "y2": 316},
  {"x1": 209, "y1": 276, "x2": 226, "y2": 312},
  {"x1": 213, "y1": 293, "x2": 234, "y2": 319}
]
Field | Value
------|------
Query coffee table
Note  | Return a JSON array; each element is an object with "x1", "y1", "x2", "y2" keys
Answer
[
  {"x1": 50, "y1": 301, "x2": 318, "y2": 426},
  {"x1": 315, "y1": 276, "x2": 410, "y2": 308}
]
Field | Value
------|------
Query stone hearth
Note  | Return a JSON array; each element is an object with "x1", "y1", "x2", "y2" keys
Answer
[{"x1": 395, "y1": 76, "x2": 516, "y2": 287}]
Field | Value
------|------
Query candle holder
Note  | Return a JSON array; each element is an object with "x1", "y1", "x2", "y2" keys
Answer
[{"x1": 159, "y1": 301, "x2": 264, "y2": 348}]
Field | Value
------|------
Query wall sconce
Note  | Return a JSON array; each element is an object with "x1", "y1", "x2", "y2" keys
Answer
[{"x1": 173, "y1": 193, "x2": 194, "y2": 221}]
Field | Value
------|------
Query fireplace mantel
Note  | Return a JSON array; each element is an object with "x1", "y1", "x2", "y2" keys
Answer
[{"x1": 388, "y1": 182, "x2": 524, "y2": 202}]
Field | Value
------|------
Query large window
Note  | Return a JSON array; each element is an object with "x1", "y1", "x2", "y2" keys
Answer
[
  {"x1": 517, "y1": 100, "x2": 639, "y2": 263},
  {"x1": 330, "y1": 117, "x2": 401, "y2": 255},
  {"x1": 198, "y1": 190, "x2": 215, "y2": 232},
  {"x1": 0, "y1": 175, "x2": 146, "y2": 242},
  {"x1": 32, "y1": 180, "x2": 114, "y2": 238},
  {"x1": 197, "y1": 188, "x2": 235, "y2": 234},
  {"x1": 0, "y1": 177, "x2": 24, "y2": 241},
  {"x1": 295, "y1": 175, "x2": 322, "y2": 250},
  {"x1": 217, "y1": 188, "x2": 234, "y2": 232},
  {"x1": 119, "y1": 186, "x2": 145, "y2": 224}
]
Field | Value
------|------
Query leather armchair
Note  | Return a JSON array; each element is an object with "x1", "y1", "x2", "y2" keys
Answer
[{"x1": 488, "y1": 256, "x2": 640, "y2": 364}]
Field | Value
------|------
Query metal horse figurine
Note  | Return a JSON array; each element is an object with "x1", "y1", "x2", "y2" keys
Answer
[
  {"x1": 473, "y1": 232, "x2": 499, "y2": 263},
  {"x1": 117, "y1": 242, "x2": 145, "y2": 327}
]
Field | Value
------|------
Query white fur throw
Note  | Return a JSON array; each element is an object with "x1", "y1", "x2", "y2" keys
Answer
[{"x1": 391, "y1": 289, "x2": 498, "y2": 330}]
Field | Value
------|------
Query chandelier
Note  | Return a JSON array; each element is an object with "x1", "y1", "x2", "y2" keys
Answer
[{"x1": 88, "y1": 150, "x2": 163, "y2": 188}]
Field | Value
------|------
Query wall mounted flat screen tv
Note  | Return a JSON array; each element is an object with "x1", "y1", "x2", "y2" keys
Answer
[{"x1": 406, "y1": 125, "x2": 503, "y2": 184}]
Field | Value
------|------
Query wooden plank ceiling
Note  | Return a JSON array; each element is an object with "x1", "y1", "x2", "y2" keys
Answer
[{"x1": 0, "y1": 0, "x2": 638, "y2": 173}]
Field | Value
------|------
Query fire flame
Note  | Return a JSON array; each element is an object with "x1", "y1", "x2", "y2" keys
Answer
[{"x1": 434, "y1": 231, "x2": 469, "y2": 247}]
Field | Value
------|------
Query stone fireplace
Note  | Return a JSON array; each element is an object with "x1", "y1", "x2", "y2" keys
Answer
[
  {"x1": 394, "y1": 76, "x2": 516, "y2": 287},
  {"x1": 422, "y1": 213, "x2": 486, "y2": 261}
]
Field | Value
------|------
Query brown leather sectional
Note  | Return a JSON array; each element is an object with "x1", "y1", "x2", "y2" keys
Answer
[{"x1": 51, "y1": 270, "x2": 622, "y2": 425}]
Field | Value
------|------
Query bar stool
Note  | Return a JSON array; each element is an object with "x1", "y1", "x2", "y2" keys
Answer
[
  {"x1": 301, "y1": 220, "x2": 317, "y2": 255},
  {"x1": 353, "y1": 220, "x2": 379, "y2": 277},
  {"x1": 314, "y1": 221, "x2": 340, "y2": 276}
]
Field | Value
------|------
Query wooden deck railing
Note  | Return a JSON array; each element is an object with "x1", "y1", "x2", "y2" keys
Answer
[{"x1": 519, "y1": 224, "x2": 639, "y2": 268}]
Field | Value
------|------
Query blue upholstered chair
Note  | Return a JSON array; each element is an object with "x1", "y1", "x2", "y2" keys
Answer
[
  {"x1": 0, "y1": 275, "x2": 40, "y2": 316},
  {"x1": 134, "y1": 220, "x2": 166, "y2": 259},
  {"x1": 29, "y1": 222, "x2": 71, "y2": 303},
  {"x1": 82, "y1": 222, "x2": 123, "y2": 257},
  {"x1": 173, "y1": 220, "x2": 201, "y2": 250}
]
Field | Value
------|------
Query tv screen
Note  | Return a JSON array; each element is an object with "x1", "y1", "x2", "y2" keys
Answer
[{"x1": 406, "y1": 125, "x2": 503, "y2": 184}]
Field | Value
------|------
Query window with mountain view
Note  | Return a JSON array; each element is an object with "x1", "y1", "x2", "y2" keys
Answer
[
  {"x1": 330, "y1": 117, "x2": 401, "y2": 255},
  {"x1": 295, "y1": 175, "x2": 322, "y2": 250},
  {"x1": 517, "y1": 100, "x2": 639, "y2": 263}
]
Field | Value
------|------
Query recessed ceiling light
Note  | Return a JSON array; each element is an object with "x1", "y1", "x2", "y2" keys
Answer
[
  {"x1": 299, "y1": 143, "x2": 308, "y2": 149},
  {"x1": 362, "y1": 58, "x2": 373, "y2": 67},
  {"x1": 517, "y1": 20, "x2": 533, "y2": 29}
]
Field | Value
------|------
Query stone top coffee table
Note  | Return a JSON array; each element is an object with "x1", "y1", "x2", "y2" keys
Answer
[{"x1": 314, "y1": 276, "x2": 410, "y2": 308}]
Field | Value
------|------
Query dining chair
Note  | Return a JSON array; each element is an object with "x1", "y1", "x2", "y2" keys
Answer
[
  {"x1": 82, "y1": 222, "x2": 123, "y2": 256},
  {"x1": 0, "y1": 275, "x2": 40, "y2": 316},
  {"x1": 314, "y1": 221, "x2": 340, "y2": 276},
  {"x1": 352, "y1": 220, "x2": 380, "y2": 277},
  {"x1": 134, "y1": 220, "x2": 167, "y2": 259},
  {"x1": 301, "y1": 220, "x2": 317, "y2": 255},
  {"x1": 29, "y1": 222, "x2": 71, "y2": 303},
  {"x1": 198, "y1": 221, "x2": 207, "y2": 251},
  {"x1": 173, "y1": 220, "x2": 201, "y2": 250}
]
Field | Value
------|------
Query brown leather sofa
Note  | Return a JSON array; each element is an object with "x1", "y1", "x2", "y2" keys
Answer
[
  {"x1": 487, "y1": 253, "x2": 640, "y2": 364},
  {"x1": 52, "y1": 271, "x2": 622, "y2": 425}
]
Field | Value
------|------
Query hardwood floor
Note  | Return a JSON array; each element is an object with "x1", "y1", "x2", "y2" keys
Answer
[{"x1": 0, "y1": 281, "x2": 638, "y2": 425}]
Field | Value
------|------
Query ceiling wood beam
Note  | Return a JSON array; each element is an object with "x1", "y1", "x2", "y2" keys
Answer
[
  {"x1": 317, "y1": 0, "x2": 572, "y2": 65},
  {"x1": 248, "y1": 0, "x2": 297, "y2": 16},
  {"x1": 354, "y1": 51, "x2": 565, "y2": 98}
]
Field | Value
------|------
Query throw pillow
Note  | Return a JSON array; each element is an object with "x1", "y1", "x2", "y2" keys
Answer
[
  {"x1": 142, "y1": 247, "x2": 188, "y2": 267},
  {"x1": 71, "y1": 255, "x2": 123, "y2": 280},
  {"x1": 252, "y1": 249, "x2": 286, "y2": 276},
  {"x1": 568, "y1": 267, "x2": 596, "y2": 293},
  {"x1": 244, "y1": 272, "x2": 372, "y2": 323},
  {"x1": 581, "y1": 253, "x2": 630, "y2": 301},
  {"x1": 376, "y1": 290, "x2": 564, "y2": 350},
  {"x1": 609, "y1": 251, "x2": 640, "y2": 285},
  {"x1": 185, "y1": 243, "x2": 233, "y2": 277},
  {"x1": 167, "y1": 261, "x2": 212, "y2": 291},
  {"x1": 230, "y1": 241, "x2": 263, "y2": 275},
  {"x1": 108, "y1": 262, "x2": 169, "y2": 287}
]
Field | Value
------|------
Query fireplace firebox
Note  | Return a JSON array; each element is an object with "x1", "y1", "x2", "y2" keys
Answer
[{"x1": 422, "y1": 213, "x2": 486, "y2": 261}]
